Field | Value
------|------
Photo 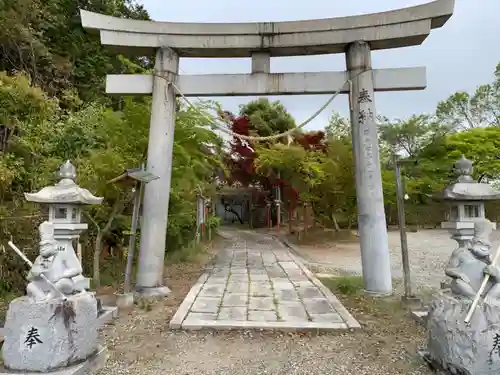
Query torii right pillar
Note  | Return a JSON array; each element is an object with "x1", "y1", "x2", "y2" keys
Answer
[{"x1": 346, "y1": 41, "x2": 392, "y2": 295}]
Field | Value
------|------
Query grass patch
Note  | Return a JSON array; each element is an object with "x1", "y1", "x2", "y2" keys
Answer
[
  {"x1": 333, "y1": 275, "x2": 365, "y2": 295},
  {"x1": 290, "y1": 228, "x2": 359, "y2": 246},
  {"x1": 100, "y1": 261, "x2": 125, "y2": 288},
  {"x1": 166, "y1": 241, "x2": 206, "y2": 264},
  {"x1": 93, "y1": 239, "x2": 214, "y2": 290},
  {"x1": 321, "y1": 274, "x2": 420, "y2": 329},
  {"x1": 89, "y1": 257, "x2": 127, "y2": 290},
  {"x1": 134, "y1": 296, "x2": 153, "y2": 311},
  {"x1": 320, "y1": 276, "x2": 409, "y2": 324},
  {"x1": 320, "y1": 275, "x2": 428, "y2": 372}
]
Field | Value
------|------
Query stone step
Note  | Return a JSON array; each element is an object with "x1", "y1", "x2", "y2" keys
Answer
[
  {"x1": 97, "y1": 306, "x2": 119, "y2": 325},
  {"x1": 411, "y1": 309, "x2": 429, "y2": 324}
]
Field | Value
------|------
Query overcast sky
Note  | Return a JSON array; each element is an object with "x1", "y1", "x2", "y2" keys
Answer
[{"x1": 137, "y1": 0, "x2": 500, "y2": 130}]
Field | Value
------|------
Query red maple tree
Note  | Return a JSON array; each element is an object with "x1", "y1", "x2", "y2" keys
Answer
[
  {"x1": 295, "y1": 130, "x2": 328, "y2": 152},
  {"x1": 222, "y1": 111, "x2": 328, "y2": 206}
]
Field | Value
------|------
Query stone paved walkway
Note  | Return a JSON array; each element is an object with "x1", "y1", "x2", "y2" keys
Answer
[{"x1": 170, "y1": 230, "x2": 360, "y2": 331}]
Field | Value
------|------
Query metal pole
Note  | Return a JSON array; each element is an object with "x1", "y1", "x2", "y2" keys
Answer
[
  {"x1": 276, "y1": 172, "x2": 281, "y2": 232},
  {"x1": 196, "y1": 194, "x2": 201, "y2": 244},
  {"x1": 266, "y1": 202, "x2": 271, "y2": 229},
  {"x1": 124, "y1": 180, "x2": 143, "y2": 294},
  {"x1": 207, "y1": 202, "x2": 212, "y2": 241},
  {"x1": 276, "y1": 200, "x2": 281, "y2": 232},
  {"x1": 394, "y1": 155, "x2": 414, "y2": 299},
  {"x1": 248, "y1": 194, "x2": 253, "y2": 229}
]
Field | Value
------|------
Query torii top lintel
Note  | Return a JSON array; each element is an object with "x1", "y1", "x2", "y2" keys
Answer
[{"x1": 80, "y1": 0, "x2": 454, "y2": 58}]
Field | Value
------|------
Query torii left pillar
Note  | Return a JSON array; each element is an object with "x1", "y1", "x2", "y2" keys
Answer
[{"x1": 135, "y1": 48, "x2": 178, "y2": 296}]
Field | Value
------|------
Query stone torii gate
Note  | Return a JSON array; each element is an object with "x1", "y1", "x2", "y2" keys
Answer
[{"x1": 80, "y1": 0, "x2": 454, "y2": 297}]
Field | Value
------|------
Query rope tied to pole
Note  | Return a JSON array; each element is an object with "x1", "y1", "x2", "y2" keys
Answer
[{"x1": 153, "y1": 68, "x2": 372, "y2": 144}]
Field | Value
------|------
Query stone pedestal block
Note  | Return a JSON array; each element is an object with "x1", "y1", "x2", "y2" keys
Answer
[
  {"x1": 427, "y1": 291, "x2": 500, "y2": 375},
  {"x1": 2, "y1": 292, "x2": 99, "y2": 372}
]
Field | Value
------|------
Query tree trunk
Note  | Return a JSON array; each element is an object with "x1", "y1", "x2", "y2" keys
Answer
[
  {"x1": 86, "y1": 197, "x2": 126, "y2": 291},
  {"x1": 347, "y1": 218, "x2": 353, "y2": 231},
  {"x1": 331, "y1": 214, "x2": 340, "y2": 232},
  {"x1": 93, "y1": 231, "x2": 102, "y2": 289},
  {"x1": 311, "y1": 203, "x2": 316, "y2": 228},
  {"x1": 303, "y1": 203, "x2": 308, "y2": 235}
]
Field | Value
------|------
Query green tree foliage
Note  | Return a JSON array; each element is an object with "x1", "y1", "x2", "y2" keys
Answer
[
  {"x1": 3, "y1": 0, "x2": 500, "y2": 295},
  {"x1": 239, "y1": 98, "x2": 296, "y2": 137},
  {"x1": 436, "y1": 63, "x2": 500, "y2": 129},
  {"x1": 224, "y1": 98, "x2": 296, "y2": 189},
  {"x1": 325, "y1": 112, "x2": 350, "y2": 140},
  {"x1": 254, "y1": 118, "x2": 357, "y2": 227},
  {"x1": 419, "y1": 127, "x2": 500, "y2": 181},
  {"x1": 0, "y1": 72, "x2": 223, "y2": 292},
  {"x1": 0, "y1": 0, "x2": 226, "y2": 294},
  {"x1": 255, "y1": 143, "x2": 327, "y2": 201},
  {"x1": 378, "y1": 114, "x2": 451, "y2": 158},
  {"x1": 251, "y1": 61, "x2": 500, "y2": 229},
  {"x1": 0, "y1": 0, "x2": 151, "y2": 104}
]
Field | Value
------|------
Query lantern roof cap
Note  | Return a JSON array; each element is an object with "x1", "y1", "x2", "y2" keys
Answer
[
  {"x1": 24, "y1": 161, "x2": 103, "y2": 205},
  {"x1": 433, "y1": 182, "x2": 500, "y2": 201},
  {"x1": 453, "y1": 155, "x2": 474, "y2": 182},
  {"x1": 434, "y1": 156, "x2": 500, "y2": 201}
]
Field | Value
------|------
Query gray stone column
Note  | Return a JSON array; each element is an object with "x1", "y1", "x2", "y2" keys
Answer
[
  {"x1": 135, "y1": 48, "x2": 179, "y2": 296},
  {"x1": 346, "y1": 41, "x2": 392, "y2": 295}
]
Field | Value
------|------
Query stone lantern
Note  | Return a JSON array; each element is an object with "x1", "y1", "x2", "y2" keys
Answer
[
  {"x1": 24, "y1": 160, "x2": 103, "y2": 289},
  {"x1": 421, "y1": 156, "x2": 500, "y2": 374},
  {"x1": 434, "y1": 155, "x2": 500, "y2": 248}
]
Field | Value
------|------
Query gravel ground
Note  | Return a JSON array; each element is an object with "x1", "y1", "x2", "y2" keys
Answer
[
  {"x1": 103, "y1": 330, "x2": 427, "y2": 375},
  {"x1": 288, "y1": 228, "x2": 500, "y2": 295},
  {"x1": 97, "y1": 233, "x2": 433, "y2": 375}
]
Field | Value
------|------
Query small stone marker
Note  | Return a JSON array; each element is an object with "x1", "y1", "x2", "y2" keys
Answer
[{"x1": 3, "y1": 293, "x2": 99, "y2": 372}]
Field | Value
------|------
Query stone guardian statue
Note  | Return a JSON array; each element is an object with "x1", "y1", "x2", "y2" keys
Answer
[
  {"x1": 445, "y1": 218, "x2": 500, "y2": 303},
  {"x1": 26, "y1": 221, "x2": 84, "y2": 301}
]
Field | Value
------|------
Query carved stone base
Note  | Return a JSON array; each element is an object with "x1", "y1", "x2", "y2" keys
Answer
[
  {"x1": 134, "y1": 285, "x2": 171, "y2": 298},
  {"x1": 0, "y1": 346, "x2": 107, "y2": 375},
  {"x1": 2, "y1": 292, "x2": 99, "y2": 372},
  {"x1": 427, "y1": 291, "x2": 500, "y2": 375}
]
